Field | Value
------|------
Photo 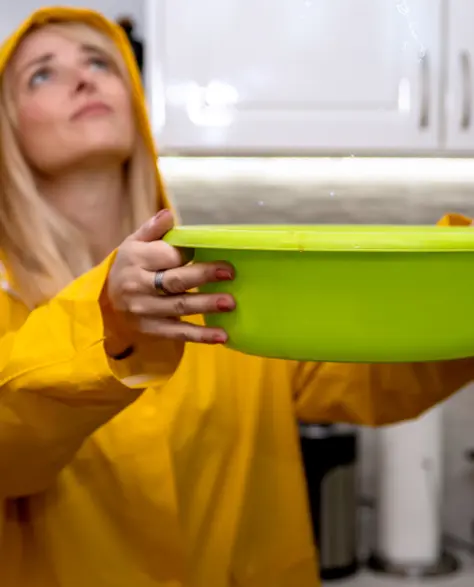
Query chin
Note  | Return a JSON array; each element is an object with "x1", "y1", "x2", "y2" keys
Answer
[
  {"x1": 76, "y1": 133, "x2": 133, "y2": 161},
  {"x1": 89, "y1": 139, "x2": 131, "y2": 156},
  {"x1": 82, "y1": 146, "x2": 132, "y2": 166},
  {"x1": 38, "y1": 146, "x2": 132, "y2": 173},
  {"x1": 77, "y1": 120, "x2": 133, "y2": 157}
]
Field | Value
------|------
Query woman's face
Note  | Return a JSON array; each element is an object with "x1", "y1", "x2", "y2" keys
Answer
[{"x1": 8, "y1": 26, "x2": 135, "y2": 174}]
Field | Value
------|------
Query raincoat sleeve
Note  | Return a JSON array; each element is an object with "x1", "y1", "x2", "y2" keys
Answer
[
  {"x1": 294, "y1": 213, "x2": 474, "y2": 426},
  {"x1": 293, "y1": 358, "x2": 474, "y2": 425},
  {"x1": 0, "y1": 254, "x2": 183, "y2": 498}
]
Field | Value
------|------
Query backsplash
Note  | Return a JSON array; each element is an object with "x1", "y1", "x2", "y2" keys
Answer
[
  {"x1": 162, "y1": 159, "x2": 474, "y2": 226},
  {"x1": 162, "y1": 160, "x2": 474, "y2": 546},
  {"x1": 169, "y1": 181, "x2": 474, "y2": 226}
]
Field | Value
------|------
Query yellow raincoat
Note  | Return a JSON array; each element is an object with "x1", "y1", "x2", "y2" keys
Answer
[{"x1": 1, "y1": 8, "x2": 474, "y2": 587}]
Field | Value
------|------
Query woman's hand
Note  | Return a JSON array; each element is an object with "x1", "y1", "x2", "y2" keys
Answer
[{"x1": 102, "y1": 209, "x2": 235, "y2": 353}]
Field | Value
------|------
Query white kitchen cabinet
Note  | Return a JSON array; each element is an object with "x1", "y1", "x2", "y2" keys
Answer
[
  {"x1": 445, "y1": 0, "x2": 474, "y2": 152},
  {"x1": 147, "y1": 0, "x2": 442, "y2": 154}
]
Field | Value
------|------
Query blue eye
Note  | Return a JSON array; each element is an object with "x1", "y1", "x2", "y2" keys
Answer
[
  {"x1": 89, "y1": 57, "x2": 110, "y2": 72},
  {"x1": 29, "y1": 67, "x2": 52, "y2": 88}
]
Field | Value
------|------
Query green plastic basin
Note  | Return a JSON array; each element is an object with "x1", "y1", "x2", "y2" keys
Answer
[{"x1": 165, "y1": 225, "x2": 474, "y2": 363}]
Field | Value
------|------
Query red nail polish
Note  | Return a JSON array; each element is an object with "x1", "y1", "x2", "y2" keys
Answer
[
  {"x1": 212, "y1": 333, "x2": 227, "y2": 344},
  {"x1": 216, "y1": 297, "x2": 233, "y2": 311},
  {"x1": 216, "y1": 269, "x2": 233, "y2": 281}
]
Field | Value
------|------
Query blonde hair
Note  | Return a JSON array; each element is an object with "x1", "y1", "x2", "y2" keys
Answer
[{"x1": 0, "y1": 22, "x2": 157, "y2": 306}]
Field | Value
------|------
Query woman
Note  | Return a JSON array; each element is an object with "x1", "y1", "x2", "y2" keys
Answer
[{"x1": 0, "y1": 8, "x2": 472, "y2": 587}]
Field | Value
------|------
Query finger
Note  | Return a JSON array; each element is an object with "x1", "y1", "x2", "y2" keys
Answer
[
  {"x1": 138, "y1": 317, "x2": 228, "y2": 344},
  {"x1": 137, "y1": 240, "x2": 187, "y2": 272},
  {"x1": 125, "y1": 292, "x2": 236, "y2": 318},
  {"x1": 125, "y1": 240, "x2": 187, "y2": 274},
  {"x1": 110, "y1": 252, "x2": 180, "y2": 304},
  {"x1": 130, "y1": 209, "x2": 174, "y2": 243},
  {"x1": 158, "y1": 262, "x2": 235, "y2": 295}
]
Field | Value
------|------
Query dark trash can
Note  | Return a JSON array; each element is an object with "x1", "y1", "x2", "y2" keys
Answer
[{"x1": 299, "y1": 423, "x2": 358, "y2": 580}]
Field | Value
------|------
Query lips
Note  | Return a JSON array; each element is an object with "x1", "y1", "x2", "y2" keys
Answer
[{"x1": 71, "y1": 102, "x2": 112, "y2": 120}]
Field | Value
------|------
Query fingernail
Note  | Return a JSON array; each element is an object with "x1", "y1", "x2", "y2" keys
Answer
[
  {"x1": 211, "y1": 333, "x2": 227, "y2": 344},
  {"x1": 216, "y1": 297, "x2": 234, "y2": 312},
  {"x1": 216, "y1": 269, "x2": 233, "y2": 281}
]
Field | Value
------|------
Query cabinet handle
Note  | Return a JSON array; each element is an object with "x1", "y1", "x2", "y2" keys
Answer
[
  {"x1": 460, "y1": 51, "x2": 471, "y2": 130},
  {"x1": 419, "y1": 53, "x2": 429, "y2": 128}
]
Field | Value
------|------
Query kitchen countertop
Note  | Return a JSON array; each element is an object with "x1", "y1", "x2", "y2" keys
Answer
[
  {"x1": 160, "y1": 156, "x2": 474, "y2": 226},
  {"x1": 326, "y1": 571, "x2": 472, "y2": 587},
  {"x1": 324, "y1": 555, "x2": 474, "y2": 587}
]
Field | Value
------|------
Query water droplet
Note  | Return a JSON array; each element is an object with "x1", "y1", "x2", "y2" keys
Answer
[
  {"x1": 257, "y1": 200, "x2": 264, "y2": 206},
  {"x1": 396, "y1": 1, "x2": 409, "y2": 16},
  {"x1": 353, "y1": 244, "x2": 360, "y2": 250},
  {"x1": 329, "y1": 191, "x2": 336, "y2": 198}
]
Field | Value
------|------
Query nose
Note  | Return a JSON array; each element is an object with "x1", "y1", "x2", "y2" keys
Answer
[{"x1": 71, "y1": 69, "x2": 97, "y2": 96}]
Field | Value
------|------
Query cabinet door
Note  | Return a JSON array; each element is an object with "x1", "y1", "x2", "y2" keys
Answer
[
  {"x1": 445, "y1": 0, "x2": 474, "y2": 152},
  {"x1": 147, "y1": 0, "x2": 442, "y2": 154}
]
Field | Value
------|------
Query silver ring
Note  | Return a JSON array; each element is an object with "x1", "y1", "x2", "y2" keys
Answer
[{"x1": 153, "y1": 270, "x2": 173, "y2": 295}]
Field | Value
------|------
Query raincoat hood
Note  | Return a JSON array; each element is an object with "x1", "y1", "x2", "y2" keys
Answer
[{"x1": 0, "y1": 6, "x2": 170, "y2": 209}]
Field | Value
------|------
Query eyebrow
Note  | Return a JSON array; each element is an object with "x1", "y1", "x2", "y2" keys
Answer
[
  {"x1": 81, "y1": 44, "x2": 104, "y2": 55},
  {"x1": 21, "y1": 52, "x2": 53, "y2": 75}
]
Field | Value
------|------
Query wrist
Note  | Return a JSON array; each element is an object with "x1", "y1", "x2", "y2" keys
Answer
[{"x1": 100, "y1": 284, "x2": 135, "y2": 357}]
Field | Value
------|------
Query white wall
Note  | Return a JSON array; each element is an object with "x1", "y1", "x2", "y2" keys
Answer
[{"x1": 0, "y1": 1, "x2": 145, "y2": 42}]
